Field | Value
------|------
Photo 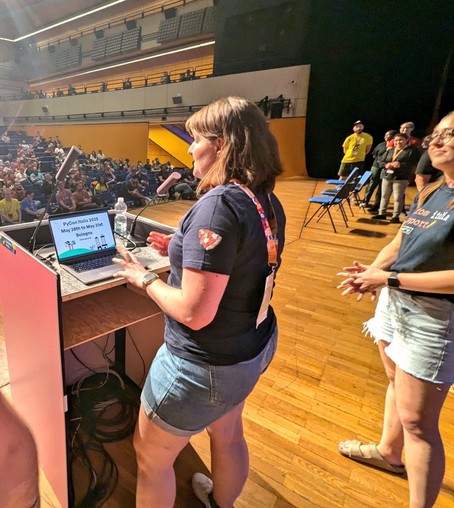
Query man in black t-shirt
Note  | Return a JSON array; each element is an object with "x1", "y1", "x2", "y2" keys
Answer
[{"x1": 415, "y1": 150, "x2": 443, "y2": 192}]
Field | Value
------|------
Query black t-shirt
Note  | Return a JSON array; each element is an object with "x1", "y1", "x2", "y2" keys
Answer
[
  {"x1": 415, "y1": 150, "x2": 443, "y2": 182},
  {"x1": 165, "y1": 183, "x2": 286, "y2": 365}
]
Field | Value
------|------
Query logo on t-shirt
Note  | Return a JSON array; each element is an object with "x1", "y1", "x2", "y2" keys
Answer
[{"x1": 198, "y1": 229, "x2": 222, "y2": 250}]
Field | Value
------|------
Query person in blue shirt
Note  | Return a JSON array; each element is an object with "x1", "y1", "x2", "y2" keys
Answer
[{"x1": 20, "y1": 191, "x2": 45, "y2": 221}]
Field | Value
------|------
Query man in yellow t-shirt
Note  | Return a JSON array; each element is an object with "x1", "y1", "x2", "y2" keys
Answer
[
  {"x1": 0, "y1": 188, "x2": 21, "y2": 224},
  {"x1": 338, "y1": 120, "x2": 373, "y2": 179}
]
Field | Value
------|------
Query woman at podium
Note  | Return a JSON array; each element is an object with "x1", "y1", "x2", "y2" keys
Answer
[{"x1": 114, "y1": 96, "x2": 286, "y2": 508}]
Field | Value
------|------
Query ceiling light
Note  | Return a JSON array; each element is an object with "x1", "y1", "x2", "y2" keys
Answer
[{"x1": 0, "y1": 0, "x2": 127, "y2": 43}]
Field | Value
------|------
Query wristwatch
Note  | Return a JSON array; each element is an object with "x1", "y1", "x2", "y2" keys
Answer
[
  {"x1": 142, "y1": 271, "x2": 159, "y2": 288},
  {"x1": 387, "y1": 271, "x2": 400, "y2": 288}
]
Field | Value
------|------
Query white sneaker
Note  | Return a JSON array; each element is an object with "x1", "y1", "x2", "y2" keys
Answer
[{"x1": 192, "y1": 472, "x2": 213, "y2": 508}]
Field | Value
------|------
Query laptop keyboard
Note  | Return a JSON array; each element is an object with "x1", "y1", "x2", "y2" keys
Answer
[{"x1": 72, "y1": 255, "x2": 115, "y2": 273}]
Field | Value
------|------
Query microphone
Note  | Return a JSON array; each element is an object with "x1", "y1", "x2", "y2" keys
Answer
[
  {"x1": 55, "y1": 145, "x2": 82, "y2": 182},
  {"x1": 129, "y1": 172, "x2": 182, "y2": 242},
  {"x1": 156, "y1": 171, "x2": 181, "y2": 195},
  {"x1": 28, "y1": 145, "x2": 82, "y2": 253}
]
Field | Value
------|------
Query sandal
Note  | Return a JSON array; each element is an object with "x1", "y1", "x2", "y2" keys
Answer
[{"x1": 338, "y1": 440, "x2": 406, "y2": 475}]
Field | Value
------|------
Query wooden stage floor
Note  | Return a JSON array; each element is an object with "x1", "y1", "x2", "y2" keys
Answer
[{"x1": 1, "y1": 177, "x2": 453, "y2": 507}]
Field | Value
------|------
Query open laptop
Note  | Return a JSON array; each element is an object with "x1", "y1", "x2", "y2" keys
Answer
[{"x1": 48, "y1": 208, "x2": 124, "y2": 284}]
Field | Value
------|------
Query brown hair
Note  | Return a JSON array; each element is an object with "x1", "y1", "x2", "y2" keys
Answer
[
  {"x1": 417, "y1": 111, "x2": 454, "y2": 209},
  {"x1": 185, "y1": 96, "x2": 283, "y2": 194}
]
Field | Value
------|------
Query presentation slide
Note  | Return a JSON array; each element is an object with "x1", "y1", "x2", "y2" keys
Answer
[{"x1": 50, "y1": 212, "x2": 116, "y2": 260}]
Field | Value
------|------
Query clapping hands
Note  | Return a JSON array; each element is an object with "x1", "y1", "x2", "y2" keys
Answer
[{"x1": 337, "y1": 261, "x2": 387, "y2": 301}]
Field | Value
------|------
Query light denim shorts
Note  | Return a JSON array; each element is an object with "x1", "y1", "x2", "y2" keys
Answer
[
  {"x1": 140, "y1": 327, "x2": 278, "y2": 436},
  {"x1": 364, "y1": 287, "x2": 454, "y2": 385}
]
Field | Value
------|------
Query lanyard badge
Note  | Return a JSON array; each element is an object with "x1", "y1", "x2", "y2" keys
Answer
[{"x1": 231, "y1": 180, "x2": 278, "y2": 327}]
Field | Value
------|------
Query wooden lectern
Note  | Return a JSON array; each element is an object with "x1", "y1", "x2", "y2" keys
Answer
[{"x1": 0, "y1": 213, "x2": 173, "y2": 507}]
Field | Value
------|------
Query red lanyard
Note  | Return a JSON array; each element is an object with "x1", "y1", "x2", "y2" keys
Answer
[{"x1": 231, "y1": 180, "x2": 278, "y2": 269}]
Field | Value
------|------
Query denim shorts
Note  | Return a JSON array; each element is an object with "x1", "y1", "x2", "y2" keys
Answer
[
  {"x1": 140, "y1": 327, "x2": 278, "y2": 436},
  {"x1": 364, "y1": 287, "x2": 454, "y2": 385}
]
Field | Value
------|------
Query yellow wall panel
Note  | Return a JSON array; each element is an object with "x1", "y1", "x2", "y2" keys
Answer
[
  {"x1": 24, "y1": 123, "x2": 149, "y2": 163},
  {"x1": 147, "y1": 140, "x2": 182, "y2": 167},
  {"x1": 148, "y1": 125, "x2": 192, "y2": 167},
  {"x1": 269, "y1": 117, "x2": 307, "y2": 178}
]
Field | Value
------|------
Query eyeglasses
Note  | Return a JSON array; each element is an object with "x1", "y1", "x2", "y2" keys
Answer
[{"x1": 422, "y1": 128, "x2": 454, "y2": 148}]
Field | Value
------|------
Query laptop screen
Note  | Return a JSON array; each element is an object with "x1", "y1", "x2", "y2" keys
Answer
[{"x1": 49, "y1": 209, "x2": 116, "y2": 262}]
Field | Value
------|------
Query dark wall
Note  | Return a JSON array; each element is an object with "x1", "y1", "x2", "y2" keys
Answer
[
  {"x1": 213, "y1": 0, "x2": 454, "y2": 178},
  {"x1": 213, "y1": 0, "x2": 311, "y2": 75},
  {"x1": 304, "y1": 0, "x2": 454, "y2": 177}
]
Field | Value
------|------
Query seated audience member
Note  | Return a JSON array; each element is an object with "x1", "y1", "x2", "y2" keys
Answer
[
  {"x1": 54, "y1": 145, "x2": 65, "y2": 162},
  {"x1": 151, "y1": 159, "x2": 161, "y2": 173},
  {"x1": 73, "y1": 183, "x2": 98, "y2": 210},
  {"x1": 21, "y1": 191, "x2": 46, "y2": 221},
  {"x1": 67, "y1": 84, "x2": 77, "y2": 96},
  {"x1": 29, "y1": 168, "x2": 45, "y2": 187},
  {"x1": 125, "y1": 167, "x2": 140, "y2": 182},
  {"x1": 55, "y1": 181, "x2": 76, "y2": 213},
  {"x1": 123, "y1": 77, "x2": 132, "y2": 90},
  {"x1": 181, "y1": 167, "x2": 198, "y2": 190},
  {"x1": 56, "y1": 88, "x2": 64, "y2": 97},
  {"x1": 414, "y1": 149, "x2": 443, "y2": 192},
  {"x1": 102, "y1": 165, "x2": 116, "y2": 185},
  {"x1": 125, "y1": 176, "x2": 149, "y2": 206},
  {"x1": 143, "y1": 159, "x2": 151, "y2": 172},
  {"x1": 41, "y1": 173, "x2": 55, "y2": 198},
  {"x1": 94, "y1": 176, "x2": 109, "y2": 194},
  {"x1": 0, "y1": 392, "x2": 39, "y2": 508},
  {"x1": 89, "y1": 150, "x2": 98, "y2": 164},
  {"x1": 372, "y1": 132, "x2": 421, "y2": 223},
  {"x1": 160, "y1": 71, "x2": 171, "y2": 84},
  {"x1": 0, "y1": 188, "x2": 21, "y2": 224},
  {"x1": 12, "y1": 183, "x2": 26, "y2": 202},
  {"x1": 97, "y1": 149, "x2": 106, "y2": 162},
  {"x1": 70, "y1": 169, "x2": 87, "y2": 190},
  {"x1": 172, "y1": 169, "x2": 196, "y2": 200},
  {"x1": 1, "y1": 131, "x2": 10, "y2": 143},
  {"x1": 100, "y1": 82, "x2": 108, "y2": 92}
]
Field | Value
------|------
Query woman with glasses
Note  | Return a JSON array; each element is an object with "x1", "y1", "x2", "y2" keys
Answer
[{"x1": 337, "y1": 111, "x2": 454, "y2": 508}]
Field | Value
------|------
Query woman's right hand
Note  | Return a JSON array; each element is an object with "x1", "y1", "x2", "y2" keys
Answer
[
  {"x1": 147, "y1": 232, "x2": 173, "y2": 256},
  {"x1": 337, "y1": 261, "x2": 378, "y2": 301}
]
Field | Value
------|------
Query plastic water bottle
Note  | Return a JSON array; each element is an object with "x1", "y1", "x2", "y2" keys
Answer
[{"x1": 114, "y1": 197, "x2": 128, "y2": 243}]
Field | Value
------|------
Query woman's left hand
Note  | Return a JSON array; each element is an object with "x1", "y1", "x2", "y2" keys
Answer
[{"x1": 113, "y1": 245, "x2": 148, "y2": 288}]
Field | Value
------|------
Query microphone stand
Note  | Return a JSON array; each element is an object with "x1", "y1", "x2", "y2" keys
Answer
[
  {"x1": 128, "y1": 200, "x2": 154, "y2": 246},
  {"x1": 28, "y1": 146, "x2": 82, "y2": 253}
]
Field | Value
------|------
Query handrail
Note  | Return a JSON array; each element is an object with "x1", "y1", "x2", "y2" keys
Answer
[{"x1": 8, "y1": 63, "x2": 214, "y2": 101}]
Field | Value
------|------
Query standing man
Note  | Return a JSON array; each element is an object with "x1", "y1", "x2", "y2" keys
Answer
[
  {"x1": 398, "y1": 121, "x2": 422, "y2": 149},
  {"x1": 363, "y1": 130, "x2": 397, "y2": 210},
  {"x1": 338, "y1": 120, "x2": 373, "y2": 180}
]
